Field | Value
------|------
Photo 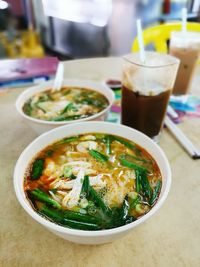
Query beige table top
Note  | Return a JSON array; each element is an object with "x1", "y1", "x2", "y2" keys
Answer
[{"x1": 0, "y1": 57, "x2": 200, "y2": 267}]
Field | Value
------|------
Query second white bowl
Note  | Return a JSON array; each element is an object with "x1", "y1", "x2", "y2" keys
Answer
[{"x1": 16, "y1": 79, "x2": 115, "y2": 135}]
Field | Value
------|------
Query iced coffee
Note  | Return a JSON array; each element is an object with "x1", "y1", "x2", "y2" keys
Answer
[
  {"x1": 122, "y1": 52, "x2": 179, "y2": 140},
  {"x1": 169, "y1": 31, "x2": 200, "y2": 95}
]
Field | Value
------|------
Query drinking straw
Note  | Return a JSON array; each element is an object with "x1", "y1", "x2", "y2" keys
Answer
[
  {"x1": 182, "y1": 7, "x2": 187, "y2": 35},
  {"x1": 136, "y1": 19, "x2": 145, "y2": 63},
  {"x1": 53, "y1": 62, "x2": 64, "y2": 91}
]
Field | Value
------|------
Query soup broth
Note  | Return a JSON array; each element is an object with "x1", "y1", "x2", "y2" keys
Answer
[
  {"x1": 24, "y1": 133, "x2": 162, "y2": 231},
  {"x1": 23, "y1": 87, "x2": 109, "y2": 121}
]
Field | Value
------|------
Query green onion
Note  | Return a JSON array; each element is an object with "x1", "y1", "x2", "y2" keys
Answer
[
  {"x1": 29, "y1": 188, "x2": 61, "y2": 209},
  {"x1": 51, "y1": 114, "x2": 86, "y2": 122},
  {"x1": 31, "y1": 159, "x2": 44, "y2": 180},
  {"x1": 56, "y1": 136, "x2": 79, "y2": 145},
  {"x1": 88, "y1": 185, "x2": 110, "y2": 215},
  {"x1": 60, "y1": 102, "x2": 77, "y2": 115},
  {"x1": 35, "y1": 103, "x2": 46, "y2": 113},
  {"x1": 113, "y1": 136, "x2": 140, "y2": 154},
  {"x1": 39, "y1": 205, "x2": 101, "y2": 230},
  {"x1": 119, "y1": 155, "x2": 148, "y2": 173},
  {"x1": 81, "y1": 175, "x2": 90, "y2": 198},
  {"x1": 149, "y1": 180, "x2": 162, "y2": 206},
  {"x1": 104, "y1": 135, "x2": 112, "y2": 155},
  {"x1": 89, "y1": 149, "x2": 109, "y2": 163},
  {"x1": 138, "y1": 171, "x2": 153, "y2": 200}
]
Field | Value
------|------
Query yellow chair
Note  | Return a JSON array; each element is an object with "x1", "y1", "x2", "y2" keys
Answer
[{"x1": 131, "y1": 22, "x2": 200, "y2": 53}]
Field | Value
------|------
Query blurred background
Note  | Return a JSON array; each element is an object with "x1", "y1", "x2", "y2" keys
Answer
[{"x1": 0, "y1": 0, "x2": 199, "y2": 60}]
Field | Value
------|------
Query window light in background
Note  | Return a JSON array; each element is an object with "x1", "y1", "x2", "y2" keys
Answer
[
  {"x1": 42, "y1": 0, "x2": 112, "y2": 27},
  {"x1": 0, "y1": 0, "x2": 8, "y2": 9}
]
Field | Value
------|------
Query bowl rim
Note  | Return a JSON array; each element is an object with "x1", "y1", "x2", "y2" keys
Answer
[
  {"x1": 15, "y1": 79, "x2": 115, "y2": 125},
  {"x1": 14, "y1": 121, "x2": 171, "y2": 237}
]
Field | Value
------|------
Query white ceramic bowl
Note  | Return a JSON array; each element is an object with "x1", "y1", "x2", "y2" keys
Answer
[
  {"x1": 15, "y1": 79, "x2": 115, "y2": 135},
  {"x1": 14, "y1": 122, "x2": 171, "y2": 245}
]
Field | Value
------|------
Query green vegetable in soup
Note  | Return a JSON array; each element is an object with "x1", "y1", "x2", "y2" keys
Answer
[
  {"x1": 135, "y1": 170, "x2": 152, "y2": 201},
  {"x1": 81, "y1": 175, "x2": 90, "y2": 198},
  {"x1": 89, "y1": 149, "x2": 109, "y2": 163},
  {"x1": 29, "y1": 188, "x2": 61, "y2": 209},
  {"x1": 60, "y1": 102, "x2": 77, "y2": 115},
  {"x1": 113, "y1": 136, "x2": 141, "y2": 155},
  {"x1": 23, "y1": 100, "x2": 33, "y2": 116},
  {"x1": 24, "y1": 132, "x2": 162, "y2": 231},
  {"x1": 119, "y1": 154, "x2": 148, "y2": 173},
  {"x1": 23, "y1": 87, "x2": 109, "y2": 122},
  {"x1": 39, "y1": 204, "x2": 101, "y2": 230},
  {"x1": 149, "y1": 180, "x2": 162, "y2": 206},
  {"x1": 31, "y1": 159, "x2": 44, "y2": 180},
  {"x1": 88, "y1": 185, "x2": 111, "y2": 215},
  {"x1": 104, "y1": 135, "x2": 112, "y2": 155},
  {"x1": 56, "y1": 136, "x2": 79, "y2": 145},
  {"x1": 50, "y1": 114, "x2": 86, "y2": 122}
]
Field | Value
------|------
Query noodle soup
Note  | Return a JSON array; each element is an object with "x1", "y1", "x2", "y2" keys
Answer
[
  {"x1": 23, "y1": 87, "x2": 109, "y2": 122},
  {"x1": 24, "y1": 133, "x2": 162, "y2": 231}
]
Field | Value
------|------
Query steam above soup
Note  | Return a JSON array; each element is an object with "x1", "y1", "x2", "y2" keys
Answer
[
  {"x1": 23, "y1": 87, "x2": 109, "y2": 121},
  {"x1": 24, "y1": 133, "x2": 162, "y2": 231}
]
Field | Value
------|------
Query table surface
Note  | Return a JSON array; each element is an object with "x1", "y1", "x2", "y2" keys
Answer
[{"x1": 0, "y1": 57, "x2": 200, "y2": 267}]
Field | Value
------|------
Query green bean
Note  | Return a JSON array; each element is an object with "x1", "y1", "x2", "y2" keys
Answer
[
  {"x1": 31, "y1": 159, "x2": 44, "y2": 180},
  {"x1": 29, "y1": 188, "x2": 61, "y2": 209},
  {"x1": 89, "y1": 149, "x2": 109, "y2": 163},
  {"x1": 149, "y1": 180, "x2": 162, "y2": 206}
]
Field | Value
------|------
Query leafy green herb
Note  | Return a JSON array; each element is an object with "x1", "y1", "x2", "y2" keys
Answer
[{"x1": 31, "y1": 159, "x2": 44, "y2": 180}]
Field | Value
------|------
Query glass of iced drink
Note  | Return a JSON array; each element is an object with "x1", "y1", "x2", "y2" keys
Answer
[
  {"x1": 121, "y1": 52, "x2": 180, "y2": 141},
  {"x1": 169, "y1": 31, "x2": 200, "y2": 95}
]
